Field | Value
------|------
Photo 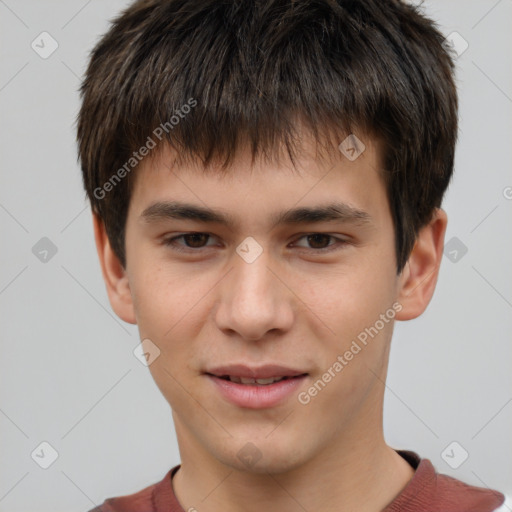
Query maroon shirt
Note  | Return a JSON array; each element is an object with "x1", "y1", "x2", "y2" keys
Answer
[{"x1": 89, "y1": 450, "x2": 505, "y2": 512}]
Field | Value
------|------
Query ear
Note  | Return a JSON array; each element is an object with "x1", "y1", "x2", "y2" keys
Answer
[
  {"x1": 395, "y1": 208, "x2": 448, "y2": 321},
  {"x1": 92, "y1": 213, "x2": 137, "y2": 324}
]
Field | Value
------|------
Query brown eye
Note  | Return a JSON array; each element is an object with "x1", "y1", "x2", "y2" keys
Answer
[
  {"x1": 292, "y1": 233, "x2": 349, "y2": 253},
  {"x1": 182, "y1": 233, "x2": 210, "y2": 248},
  {"x1": 163, "y1": 232, "x2": 217, "y2": 252},
  {"x1": 306, "y1": 234, "x2": 332, "y2": 249}
]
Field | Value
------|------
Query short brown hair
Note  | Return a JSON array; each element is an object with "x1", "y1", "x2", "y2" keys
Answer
[{"x1": 77, "y1": 0, "x2": 458, "y2": 272}]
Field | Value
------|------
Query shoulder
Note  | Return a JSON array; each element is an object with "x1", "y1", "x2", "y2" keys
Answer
[
  {"x1": 87, "y1": 482, "x2": 157, "y2": 512},
  {"x1": 87, "y1": 466, "x2": 179, "y2": 512},
  {"x1": 434, "y1": 471, "x2": 506, "y2": 512},
  {"x1": 386, "y1": 450, "x2": 506, "y2": 512}
]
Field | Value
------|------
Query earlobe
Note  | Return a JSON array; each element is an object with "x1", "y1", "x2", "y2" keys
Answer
[
  {"x1": 92, "y1": 213, "x2": 137, "y2": 325},
  {"x1": 395, "y1": 208, "x2": 448, "y2": 321}
]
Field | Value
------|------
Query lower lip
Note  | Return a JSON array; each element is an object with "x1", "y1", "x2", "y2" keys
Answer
[{"x1": 206, "y1": 374, "x2": 308, "y2": 409}]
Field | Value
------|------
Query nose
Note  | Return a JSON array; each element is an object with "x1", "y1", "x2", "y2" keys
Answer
[{"x1": 214, "y1": 248, "x2": 295, "y2": 341}]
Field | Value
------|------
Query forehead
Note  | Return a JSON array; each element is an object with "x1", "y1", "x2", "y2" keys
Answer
[{"x1": 128, "y1": 135, "x2": 388, "y2": 230}]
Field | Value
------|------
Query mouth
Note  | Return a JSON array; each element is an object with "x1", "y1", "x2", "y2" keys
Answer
[
  {"x1": 204, "y1": 369, "x2": 309, "y2": 409},
  {"x1": 206, "y1": 373, "x2": 308, "y2": 385}
]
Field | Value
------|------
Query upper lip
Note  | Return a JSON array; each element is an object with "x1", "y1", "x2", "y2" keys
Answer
[{"x1": 205, "y1": 364, "x2": 308, "y2": 379}]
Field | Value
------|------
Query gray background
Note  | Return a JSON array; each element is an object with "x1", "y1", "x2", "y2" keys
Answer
[{"x1": 1, "y1": 1, "x2": 511, "y2": 510}]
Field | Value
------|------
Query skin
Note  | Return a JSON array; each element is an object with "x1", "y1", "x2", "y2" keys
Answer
[{"x1": 94, "y1": 135, "x2": 447, "y2": 512}]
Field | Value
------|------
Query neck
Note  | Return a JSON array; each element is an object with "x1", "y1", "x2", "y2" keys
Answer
[{"x1": 171, "y1": 415, "x2": 415, "y2": 512}]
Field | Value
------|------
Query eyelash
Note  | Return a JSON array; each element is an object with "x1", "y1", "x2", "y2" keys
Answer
[{"x1": 162, "y1": 232, "x2": 350, "y2": 254}]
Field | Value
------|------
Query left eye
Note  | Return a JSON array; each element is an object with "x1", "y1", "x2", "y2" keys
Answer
[
  {"x1": 163, "y1": 233, "x2": 218, "y2": 251},
  {"x1": 163, "y1": 232, "x2": 347, "y2": 253},
  {"x1": 292, "y1": 233, "x2": 343, "y2": 251}
]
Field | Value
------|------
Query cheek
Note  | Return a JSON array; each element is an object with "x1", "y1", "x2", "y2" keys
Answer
[
  {"x1": 129, "y1": 263, "x2": 221, "y2": 381},
  {"x1": 130, "y1": 266, "x2": 208, "y2": 404},
  {"x1": 130, "y1": 262, "x2": 203, "y2": 336},
  {"x1": 296, "y1": 263, "x2": 398, "y2": 399},
  {"x1": 300, "y1": 264, "x2": 396, "y2": 336},
  {"x1": 305, "y1": 276, "x2": 396, "y2": 428}
]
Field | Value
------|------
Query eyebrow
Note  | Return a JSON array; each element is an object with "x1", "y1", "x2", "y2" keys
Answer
[{"x1": 140, "y1": 200, "x2": 373, "y2": 229}]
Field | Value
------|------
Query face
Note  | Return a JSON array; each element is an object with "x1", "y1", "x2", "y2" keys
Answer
[{"x1": 116, "y1": 138, "x2": 412, "y2": 474}]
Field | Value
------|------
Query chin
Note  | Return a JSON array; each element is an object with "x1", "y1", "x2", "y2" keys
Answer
[{"x1": 221, "y1": 439, "x2": 309, "y2": 476}]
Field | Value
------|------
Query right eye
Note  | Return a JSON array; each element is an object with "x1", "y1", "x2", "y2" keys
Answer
[{"x1": 162, "y1": 232, "x2": 220, "y2": 252}]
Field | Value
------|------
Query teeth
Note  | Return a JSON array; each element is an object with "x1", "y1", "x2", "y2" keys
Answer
[
  {"x1": 229, "y1": 376, "x2": 286, "y2": 385},
  {"x1": 239, "y1": 377, "x2": 256, "y2": 384},
  {"x1": 255, "y1": 377, "x2": 279, "y2": 385}
]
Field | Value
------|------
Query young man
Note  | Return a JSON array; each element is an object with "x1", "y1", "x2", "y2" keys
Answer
[{"x1": 78, "y1": 0, "x2": 505, "y2": 510}]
